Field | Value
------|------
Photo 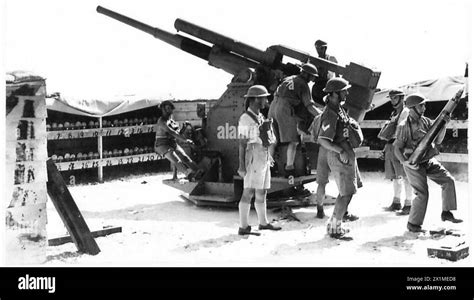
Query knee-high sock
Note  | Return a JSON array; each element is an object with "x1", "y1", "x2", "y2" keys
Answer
[
  {"x1": 403, "y1": 177, "x2": 413, "y2": 205},
  {"x1": 254, "y1": 190, "x2": 269, "y2": 225},
  {"x1": 286, "y1": 142, "x2": 298, "y2": 169},
  {"x1": 238, "y1": 201, "x2": 251, "y2": 228},
  {"x1": 393, "y1": 178, "x2": 402, "y2": 202}
]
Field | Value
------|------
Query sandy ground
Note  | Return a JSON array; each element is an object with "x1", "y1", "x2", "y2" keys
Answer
[{"x1": 44, "y1": 171, "x2": 472, "y2": 267}]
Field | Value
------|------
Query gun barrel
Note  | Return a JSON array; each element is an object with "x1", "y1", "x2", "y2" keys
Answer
[
  {"x1": 270, "y1": 45, "x2": 346, "y2": 75},
  {"x1": 97, "y1": 6, "x2": 213, "y2": 61},
  {"x1": 174, "y1": 18, "x2": 280, "y2": 67}
]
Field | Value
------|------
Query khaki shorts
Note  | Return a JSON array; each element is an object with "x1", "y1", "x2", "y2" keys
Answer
[
  {"x1": 384, "y1": 143, "x2": 405, "y2": 180},
  {"x1": 244, "y1": 144, "x2": 271, "y2": 190},
  {"x1": 316, "y1": 146, "x2": 330, "y2": 185},
  {"x1": 327, "y1": 150, "x2": 359, "y2": 196},
  {"x1": 268, "y1": 97, "x2": 299, "y2": 143},
  {"x1": 155, "y1": 142, "x2": 192, "y2": 164}
]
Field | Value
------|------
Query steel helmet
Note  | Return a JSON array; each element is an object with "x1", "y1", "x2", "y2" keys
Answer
[
  {"x1": 387, "y1": 88, "x2": 405, "y2": 98},
  {"x1": 323, "y1": 77, "x2": 352, "y2": 93},
  {"x1": 405, "y1": 93, "x2": 427, "y2": 108},
  {"x1": 160, "y1": 100, "x2": 175, "y2": 109},
  {"x1": 301, "y1": 63, "x2": 319, "y2": 77},
  {"x1": 244, "y1": 85, "x2": 270, "y2": 98}
]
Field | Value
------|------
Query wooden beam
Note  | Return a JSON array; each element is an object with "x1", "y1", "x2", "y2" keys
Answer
[
  {"x1": 48, "y1": 226, "x2": 122, "y2": 247},
  {"x1": 46, "y1": 159, "x2": 101, "y2": 255},
  {"x1": 98, "y1": 116, "x2": 103, "y2": 183}
]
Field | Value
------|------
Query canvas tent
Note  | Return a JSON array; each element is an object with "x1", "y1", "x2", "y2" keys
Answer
[
  {"x1": 371, "y1": 75, "x2": 466, "y2": 110},
  {"x1": 45, "y1": 95, "x2": 163, "y2": 117}
]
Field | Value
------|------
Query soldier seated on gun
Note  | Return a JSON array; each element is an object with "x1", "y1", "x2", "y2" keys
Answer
[
  {"x1": 312, "y1": 39, "x2": 339, "y2": 107},
  {"x1": 154, "y1": 101, "x2": 204, "y2": 182},
  {"x1": 169, "y1": 121, "x2": 196, "y2": 180}
]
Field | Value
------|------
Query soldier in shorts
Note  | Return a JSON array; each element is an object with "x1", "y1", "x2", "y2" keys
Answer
[
  {"x1": 317, "y1": 78, "x2": 362, "y2": 239},
  {"x1": 268, "y1": 63, "x2": 321, "y2": 177},
  {"x1": 154, "y1": 100, "x2": 203, "y2": 181},
  {"x1": 378, "y1": 89, "x2": 413, "y2": 215},
  {"x1": 310, "y1": 96, "x2": 360, "y2": 222},
  {"x1": 237, "y1": 85, "x2": 281, "y2": 235}
]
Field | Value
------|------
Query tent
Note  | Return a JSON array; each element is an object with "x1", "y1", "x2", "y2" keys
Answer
[
  {"x1": 45, "y1": 95, "x2": 164, "y2": 118},
  {"x1": 371, "y1": 75, "x2": 467, "y2": 110}
]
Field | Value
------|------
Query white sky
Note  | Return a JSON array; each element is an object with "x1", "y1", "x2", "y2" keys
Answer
[{"x1": 2, "y1": 0, "x2": 472, "y2": 100}]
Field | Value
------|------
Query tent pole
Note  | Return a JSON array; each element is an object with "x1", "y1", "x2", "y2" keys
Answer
[{"x1": 98, "y1": 117, "x2": 104, "y2": 183}]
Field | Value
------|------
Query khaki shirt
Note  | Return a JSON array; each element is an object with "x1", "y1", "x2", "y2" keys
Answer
[
  {"x1": 318, "y1": 102, "x2": 350, "y2": 147},
  {"x1": 394, "y1": 110, "x2": 439, "y2": 162},
  {"x1": 274, "y1": 75, "x2": 315, "y2": 108}
]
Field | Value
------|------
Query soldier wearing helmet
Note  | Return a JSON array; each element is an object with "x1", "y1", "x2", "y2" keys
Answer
[
  {"x1": 393, "y1": 93, "x2": 462, "y2": 233},
  {"x1": 237, "y1": 85, "x2": 280, "y2": 236},
  {"x1": 317, "y1": 77, "x2": 362, "y2": 239},
  {"x1": 268, "y1": 63, "x2": 322, "y2": 178},
  {"x1": 378, "y1": 89, "x2": 413, "y2": 215},
  {"x1": 312, "y1": 39, "x2": 339, "y2": 107},
  {"x1": 154, "y1": 100, "x2": 204, "y2": 182}
]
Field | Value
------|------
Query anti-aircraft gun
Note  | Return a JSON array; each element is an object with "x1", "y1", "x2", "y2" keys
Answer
[{"x1": 97, "y1": 6, "x2": 381, "y2": 207}]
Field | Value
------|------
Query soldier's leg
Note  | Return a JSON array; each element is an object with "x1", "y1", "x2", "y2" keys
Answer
[
  {"x1": 312, "y1": 146, "x2": 329, "y2": 210},
  {"x1": 326, "y1": 151, "x2": 356, "y2": 235},
  {"x1": 286, "y1": 142, "x2": 298, "y2": 171},
  {"x1": 164, "y1": 151, "x2": 192, "y2": 176},
  {"x1": 239, "y1": 188, "x2": 255, "y2": 229},
  {"x1": 175, "y1": 144, "x2": 199, "y2": 172},
  {"x1": 254, "y1": 189, "x2": 268, "y2": 226},
  {"x1": 425, "y1": 159, "x2": 457, "y2": 211},
  {"x1": 384, "y1": 144, "x2": 401, "y2": 208},
  {"x1": 394, "y1": 177, "x2": 402, "y2": 198},
  {"x1": 403, "y1": 177, "x2": 413, "y2": 207},
  {"x1": 404, "y1": 164, "x2": 429, "y2": 226}
]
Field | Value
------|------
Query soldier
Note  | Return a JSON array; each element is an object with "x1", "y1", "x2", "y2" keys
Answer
[
  {"x1": 393, "y1": 93, "x2": 462, "y2": 233},
  {"x1": 310, "y1": 95, "x2": 360, "y2": 222},
  {"x1": 312, "y1": 40, "x2": 339, "y2": 107},
  {"x1": 237, "y1": 85, "x2": 281, "y2": 235},
  {"x1": 154, "y1": 100, "x2": 203, "y2": 181},
  {"x1": 268, "y1": 63, "x2": 322, "y2": 178},
  {"x1": 378, "y1": 89, "x2": 413, "y2": 215},
  {"x1": 317, "y1": 78, "x2": 363, "y2": 239}
]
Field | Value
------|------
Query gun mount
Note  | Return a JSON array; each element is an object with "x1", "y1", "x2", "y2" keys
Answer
[{"x1": 97, "y1": 6, "x2": 381, "y2": 207}]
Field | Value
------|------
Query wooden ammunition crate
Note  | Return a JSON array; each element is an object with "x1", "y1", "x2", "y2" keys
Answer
[{"x1": 427, "y1": 242, "x2": 469, "y2": 262}]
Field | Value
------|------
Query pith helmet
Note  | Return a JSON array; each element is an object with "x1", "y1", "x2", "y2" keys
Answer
[
  {"x1": 387, "y1": 88, "x2": 405, "y2": 98},
  {"x1": 323, "y1": 78, "x2": 351, "y2": 93},
  {"x1": 405, "y1": 93, "x2": 427, "y2": 108},
  {"x1": 301, "y1": 63, "x2": 319, "y2": 77},
  {"x1": 244, "y1": 85, "x2": 270, "y2": 98}
]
